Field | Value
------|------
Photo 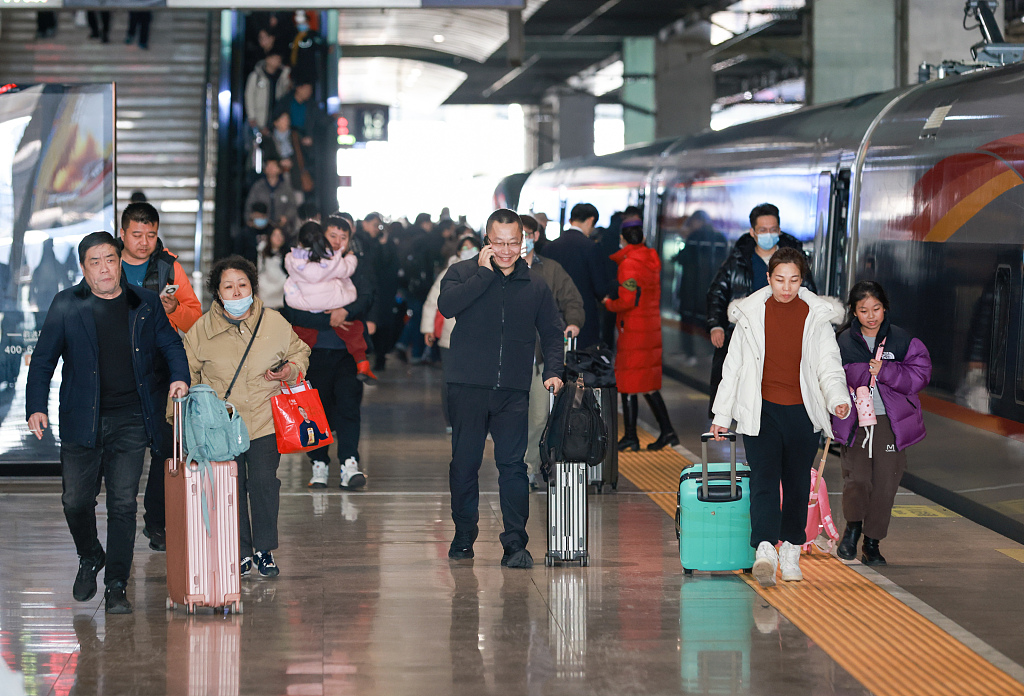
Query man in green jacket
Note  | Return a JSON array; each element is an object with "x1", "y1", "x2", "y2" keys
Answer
[{"x1": 521, "y1": 215, "x2": 585, "y2": 490}]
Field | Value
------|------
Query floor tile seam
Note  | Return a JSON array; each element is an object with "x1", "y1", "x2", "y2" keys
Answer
[
  {"x1": 848, "y1": 562, "x2": 1024, "y2": 685},
  {"x1": 744, "y1": 554, "x2": 1024, "y2": 693},
  {"x1": 737, "y1": 573, "x2": 965, "y2": 696},
  {"x1": 615, "y1": 435, "x2": 1023, "y2": 696}
]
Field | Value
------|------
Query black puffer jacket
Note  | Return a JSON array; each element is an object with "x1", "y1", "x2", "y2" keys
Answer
[
  {"x1": 706, "y1": 232, "x2": 816, "y2": 333},
  {"x1": 438, "y1": 257, "x2": 564, "y2": 392}
]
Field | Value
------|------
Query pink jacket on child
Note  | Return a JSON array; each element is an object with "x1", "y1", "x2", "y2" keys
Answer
[{"x1": 283, "y1": 247, "x2": 358, "y2": 312}]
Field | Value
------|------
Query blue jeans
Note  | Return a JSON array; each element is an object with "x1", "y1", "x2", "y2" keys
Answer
[{"x1": 61, "y1": 410, "x2": 149, "y2": 586}]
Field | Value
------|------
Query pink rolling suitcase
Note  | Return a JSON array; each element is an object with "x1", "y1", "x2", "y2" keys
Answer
[{"x1": 164, "y1": 399, "x2": 243, "y2": 615}]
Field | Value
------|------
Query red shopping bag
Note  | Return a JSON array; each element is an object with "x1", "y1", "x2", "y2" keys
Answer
[{"x1": 271, "y1": 373, "x2": 335, "y2": 454}]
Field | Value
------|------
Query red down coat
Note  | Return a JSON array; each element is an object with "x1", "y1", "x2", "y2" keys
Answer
[{"x1": 604, "y1": 243, "x2": 662, "y2": 394}]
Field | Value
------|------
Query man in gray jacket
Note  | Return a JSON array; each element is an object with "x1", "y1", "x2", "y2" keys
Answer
[{"x1": 521, "y1": 214, "x2": 584, "y2": 490}]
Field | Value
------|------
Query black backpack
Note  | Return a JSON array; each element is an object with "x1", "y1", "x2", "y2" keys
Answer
[
  {"x1": 539, "y1": 375, "x2": 608, "y2": 472},
  {"x1": 564, "y1": 345, "x2": 615, "y2": 388}
]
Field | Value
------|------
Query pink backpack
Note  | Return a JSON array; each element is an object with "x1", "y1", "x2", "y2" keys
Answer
[{"x1": 780, "y1": 438, "x2": 840, "y2": 553}]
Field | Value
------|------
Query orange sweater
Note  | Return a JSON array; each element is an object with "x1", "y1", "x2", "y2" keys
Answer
[{"x1": 761, "y1": 296, "x2": 808, "y2": 406}]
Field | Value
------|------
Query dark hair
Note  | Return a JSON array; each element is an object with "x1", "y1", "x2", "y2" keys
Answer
[
  {"x1": 297, "y1": 201, "x2": 318, "y2": 221},
  {"x1": 129, "y1": 190, "x2": 148, "y2": 203},
  {"x1": 749, "y1": 203, "x2": 780, "y2": 229},
  {"x1": 250, "y1": 201, "x2": 269, "y2": 215},
  {"x1": 364, "y1": 212, "x2": 383, "y2": 224},
  {"x1": 454, "y1": 223, "x2": 474, "y2": 238},
  {"x1": 622, "y1": 222, "x2": 644, "y2": 246},
  {"x1": 325, "y1": 214, "x2": 352, "y2": 235},
  {"x1": 459, "y1": 235, "x2": 482, "y2": 252},
  {"x1": 298, "y1": 220, "x2": 333, "y2": 263},
  {"x1": 767, "y1": 246, "x2": 808, "y2": 278},
  {"x1": 622, "y1": 205, "x2": 642, "y2": 218},
  {"x1": 262, "y1": 225, "x2": 291, "y2": 259},
  {"x1": 208, "y1": 255, "x2": 259, "y2": 304},
  {"x1": 840, "y1": 280, "x2": 890, "y2": 333},
  {"x1": 436, "y1": 219, "x2": 456, "y2": 236},
  {"x1": 414, "y1": 213, "x2": 432, "y2": 227},
  {"x1": 120, "y1": 202, "x2": 159, "y2": 231},
  {"x1": 485, "y1": 208, "x2": 523, "y2": 238},
  {"x1": 78, "y1": 231, "x2": 120, "y2": 264},
  {"x1": 569, "y1": 202, "x2": 599, "y2": 225},
  {"x1": 520, "y1": 214, "x2": 539, "y2": 234}
]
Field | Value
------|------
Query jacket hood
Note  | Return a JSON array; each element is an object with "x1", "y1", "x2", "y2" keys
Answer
[
  {"x1": 728, "y1": 286, "x2": 845, "y2": 326},
  {"x1": 284, "y1": 248, "x2": 353, "y2": 283}
]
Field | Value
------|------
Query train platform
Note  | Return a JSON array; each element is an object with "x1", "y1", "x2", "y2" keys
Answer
[{"x1": 1, "y1": 364, "x2": 1023, "y2": 695}]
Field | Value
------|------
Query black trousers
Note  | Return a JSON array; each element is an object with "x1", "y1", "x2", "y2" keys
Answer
[
  {"x1": 743, "y1": 401, "x2": 819, "y2": 548},
  {"x1": 448, "y1": 384, "x2": 530, "y2": 550},
  {"x1": 60, "y1": 410, "x2": 148, "y2": 586},
  {"x1": 126, "y1": 11, "x2": 151, "y2": 47},
  {"x1": 142, "y1": 391, "x2": 173, "y2": 532},
  {"x1": 306, "y1": 348, "x2": 362, "y2": 463},
  {"x1": 237, "y1": 434, "x2": 282, "y2": 556}
]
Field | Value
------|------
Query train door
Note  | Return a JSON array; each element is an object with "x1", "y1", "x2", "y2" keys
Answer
[{"x1": 812, "y1": 169, "x2": 851, "y2": 296}]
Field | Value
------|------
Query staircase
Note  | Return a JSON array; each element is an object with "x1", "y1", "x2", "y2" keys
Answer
[{"x1": 0, "y1": 10, "x2": 217, "y2": 280}]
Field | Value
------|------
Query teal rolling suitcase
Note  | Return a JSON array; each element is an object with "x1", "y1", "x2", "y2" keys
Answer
[{"x1": 675, "y1": 433, "x2": 756, "y2": 574}]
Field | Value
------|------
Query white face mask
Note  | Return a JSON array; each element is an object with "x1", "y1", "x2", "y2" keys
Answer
[{"x1": 459, "y1": 247, "x2": 479, "y2": 261}]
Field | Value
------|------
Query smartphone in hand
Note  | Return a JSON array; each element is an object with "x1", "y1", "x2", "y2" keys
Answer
[{"x1": 160, "y1": 284, "x2": 179, "y2": 297}]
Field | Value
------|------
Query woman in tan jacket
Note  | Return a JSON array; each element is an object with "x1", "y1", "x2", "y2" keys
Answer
[{"x1": 182, "y1": 255, "x2": 309, "y2": 578}]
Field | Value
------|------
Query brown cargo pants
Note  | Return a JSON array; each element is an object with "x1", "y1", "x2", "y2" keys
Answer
[{"x1": 840, "y1": 415, "x2": 907, "y2": 540}]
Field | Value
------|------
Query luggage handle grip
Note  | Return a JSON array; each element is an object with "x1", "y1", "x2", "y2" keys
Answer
[
  {"x1": 700, "y1": 431, "x2": 737, "y2": 499},
  {"x1": 548, "y1": 385, "x2": 555, "y2": 413},
  {"x1": 170, "y1": 396, "x2": 186, "y2": 477}
]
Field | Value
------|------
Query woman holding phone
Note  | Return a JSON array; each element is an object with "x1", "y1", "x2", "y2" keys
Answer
[
  {"x1": 710, "y1": 247, "x2": 850, "y2": 588},
  {"x1": 180, "y1": 255, "x2": 309, "y2": 578}
]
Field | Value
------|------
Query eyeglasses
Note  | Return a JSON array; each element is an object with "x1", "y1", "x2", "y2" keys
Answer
[{"x1": 485, "y1": 239, "x2": 522, "y2": 249}]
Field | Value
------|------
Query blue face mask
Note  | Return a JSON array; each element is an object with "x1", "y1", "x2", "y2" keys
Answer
[
  {"x1": 521, "y1": 237, "x2": 535, "y2": 256},
  {"x1": 756, "y1": 233, "x2": 779, "y2": 251},
  {"x1": 222, "y1": 294, "x2": 254, "y2": 317},
  {"x1": 253, "y1": 217, "x2": 268, "y2": 229}
]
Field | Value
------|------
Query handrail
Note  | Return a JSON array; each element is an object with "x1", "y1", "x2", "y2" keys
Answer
[{"x1": 193, "y1": 10, "x2": 215, "y2": 301}]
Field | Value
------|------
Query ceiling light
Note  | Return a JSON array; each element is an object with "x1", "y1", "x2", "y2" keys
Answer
[{"x1": 433, "y1": 34, "x2": 445, "y2": 43}]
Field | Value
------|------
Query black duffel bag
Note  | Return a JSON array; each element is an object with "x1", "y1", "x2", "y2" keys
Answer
[
  {"x1": 539, "y1": 375, "x2": 608, "y2": 473},
  {"x1": 564, "y1": 344, "x2": 615, "y2": 388}
]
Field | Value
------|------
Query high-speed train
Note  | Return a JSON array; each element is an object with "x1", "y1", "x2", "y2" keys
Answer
[{"x1": 517, "y1": 60, "x2": 1024, "y2": 542}]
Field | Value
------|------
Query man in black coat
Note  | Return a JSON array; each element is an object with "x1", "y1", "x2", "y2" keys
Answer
[
  {"x1": 438, "y1": 209, "x2": 564, "y2": 568},
  {"x1": 26, "y1": 232, "x2": 189, "y2": 615},
  {"x1": 705, "y1": 203, "x2": 816, "y2": 415},
  {"x1": 539, "y1": 202, "x2": 611, "y2": 349}
]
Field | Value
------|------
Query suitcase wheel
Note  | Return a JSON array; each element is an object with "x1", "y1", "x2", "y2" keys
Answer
[
  {"x1": 545, "y1": 556, "x2": 553, "y2": 567},
  {"x1": 683, "y1": 568, "x2": 693, "y2": 576},
  {"x1": 185, "y1": 603, "x2": 196, "y2": 615},
  {"x1": 581, "y1": 557, "x2": 589, "y2": 567},
  {"x1": 165, "y1": 597, "x2": 174, "y2": 611},
  {"x1": 594, "y1": 483, "x2": 603, "y2": 494},
  {"x1": 235, "y1": 601, "x2": 244, "y2": 615},
  {"x1": 611, "y1": 481, "x2": 618, "y2": 490}
]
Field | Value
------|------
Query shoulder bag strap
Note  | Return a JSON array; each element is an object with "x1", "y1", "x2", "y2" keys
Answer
[
  {"x1": 225, "y1": 308, "x2": 264, "y2": 400},
  {"x1": 869, "y1": 337, "x2": 886, "y2": 389}
]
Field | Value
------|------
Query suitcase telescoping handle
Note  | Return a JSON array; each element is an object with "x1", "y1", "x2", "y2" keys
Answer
[
  {"x1": 169, "y1": 397, "x2": 187, "y2": 477},
  {"x1": 700, "y1": 432, "x2": 737, "y2": 499},
  {"x1": 548, "y1": 385, "x2": 555, "y2": 413}
]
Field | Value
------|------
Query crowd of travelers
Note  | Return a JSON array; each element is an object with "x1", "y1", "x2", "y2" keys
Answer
[{"x1": 24, "y1": 182, "x2": 930, "y2": 611}]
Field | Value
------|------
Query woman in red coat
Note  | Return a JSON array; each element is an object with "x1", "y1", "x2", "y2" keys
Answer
[{"x1": 603, "y1": 219, "x2": 679, "y2": 451}]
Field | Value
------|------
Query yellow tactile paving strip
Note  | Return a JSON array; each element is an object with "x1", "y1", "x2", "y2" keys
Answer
[{"x1": 619, "y1": 425, "x2": 1024, "y2": 696}]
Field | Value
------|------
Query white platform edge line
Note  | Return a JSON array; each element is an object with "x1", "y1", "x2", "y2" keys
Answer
[{"x1": 851, "y1": 563, "x2": 1024, "y2": 685}]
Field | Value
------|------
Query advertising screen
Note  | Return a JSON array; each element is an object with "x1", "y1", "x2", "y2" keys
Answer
[{"x1": 0, "y1": 83, "x2": 115, "y2": 468}]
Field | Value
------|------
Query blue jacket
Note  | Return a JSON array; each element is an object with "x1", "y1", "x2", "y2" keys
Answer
[
  {"x1": 539, "y1": 227, "x2": 611, "y2": 349},
  {"x1": 26, "y1": 281, "x2": 190, "y2": 449}
]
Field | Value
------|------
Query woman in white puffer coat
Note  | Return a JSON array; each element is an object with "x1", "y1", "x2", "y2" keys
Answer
[{"x1": 710, "y1": 246, "x2": 851, "y2": 588}]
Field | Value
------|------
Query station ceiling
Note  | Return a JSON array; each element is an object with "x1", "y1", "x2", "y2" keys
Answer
[{"x1": 337, "y1": 0, "x2": 805, "y2": 108}]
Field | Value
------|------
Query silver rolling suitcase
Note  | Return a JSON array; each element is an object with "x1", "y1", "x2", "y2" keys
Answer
[{"x1": 545, "y1": 387, "x2": 590, "y2": 567}]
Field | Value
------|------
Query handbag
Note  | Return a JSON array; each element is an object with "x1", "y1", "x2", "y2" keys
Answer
[
  {"x1": 271, "y1": 371, "x2": 335, "y2": 454},
  {"x1": 851, "y1": 338, "x2": 885, "y2": 457},
  {"x1": 291, "y1": 130, "x2": 316, "y2": 193}
]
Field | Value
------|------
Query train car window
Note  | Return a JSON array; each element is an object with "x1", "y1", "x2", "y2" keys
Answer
[
  {"x1": 989, "y1": 265, "x2": 1010, "y2": 397},
  {"x1": 812, "y1": 172, "x2": 832, "y2": 290}
]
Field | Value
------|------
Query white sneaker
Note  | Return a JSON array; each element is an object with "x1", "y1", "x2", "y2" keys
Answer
[
  {"x1": 339, "y1": 457, "x2": 367, "y2": 490},
  {"x1": 308, "y1": 460, "x2": 328, "y2": 489},
  {"x1": 779, "y1": 541, "x2": 803, "y2": 582},
  {"x1": 752, "y1": 541, "x2": 779, "y2": 588}
]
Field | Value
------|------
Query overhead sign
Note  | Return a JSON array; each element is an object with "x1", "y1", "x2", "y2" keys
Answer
[{"x1": 337, "y1": 104, "x2": 389, "y2": 147}]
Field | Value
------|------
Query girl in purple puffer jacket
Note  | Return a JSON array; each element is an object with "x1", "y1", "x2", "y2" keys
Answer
[{"x1": 832, "y1": 281, "x2": 931, "y2": 566}]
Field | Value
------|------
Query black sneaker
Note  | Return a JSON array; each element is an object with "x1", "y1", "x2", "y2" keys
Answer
[
  {"x1": 104, "y1": 582, "x2": 132, "y2": 614},
  {"x1": 73, "y1": 550, "x2": 106, "y2": 602},
  {"x1": 448, "y1": 543, "x2": 474, "y2": 560},
  {"x1": 240, "y1": 556, "x2": 253, "y2": 577},
  {"x1": 501, "y1": 547, "x2": 534, "y2": 569},
  {"x1": 254, "y1": 551, "x2": 280, "y2": 577},
  {"x1": 143, "y1": 526, "x2": 166, "y2": 552}
]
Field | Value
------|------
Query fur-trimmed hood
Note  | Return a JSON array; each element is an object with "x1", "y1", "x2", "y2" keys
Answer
[{"x1": 727, "y1": 287, "x2": 845, "y2": 327}]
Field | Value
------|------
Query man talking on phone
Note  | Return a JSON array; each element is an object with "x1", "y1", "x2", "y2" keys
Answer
[
  {"x1": 117, "y1": 202, "x2": 202, "y2": 552},
  {"x1": 438, "y1": 209, "x2": 565, "y2": 568}
]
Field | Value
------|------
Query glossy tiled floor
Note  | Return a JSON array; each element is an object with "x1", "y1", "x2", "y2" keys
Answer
[{"x1": 0, "y1": 363, "x2": 1019, "y2": 695}]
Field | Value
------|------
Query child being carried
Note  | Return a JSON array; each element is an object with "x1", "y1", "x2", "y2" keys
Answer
[{"x1": 284, "y1": 221, "x2": 376, "y2": 382}]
